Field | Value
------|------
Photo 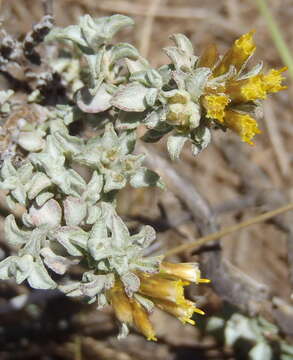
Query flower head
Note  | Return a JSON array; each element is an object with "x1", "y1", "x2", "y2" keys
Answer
[
  {"x1": 261, "y1": 67, "x2": 287, "y2": 93},
  {"x1": 107, "y1": 261, "x2": 209, "y2": 341},
  {"x1": 213, "y1": 31, "x2": 256, "y2": 77},
  {"x1": 223, "y1": 110, "x2": 261, "y2": 145},
  {"x1": 203, "y1": 94, "x2": 230, "y2": 123},
  {"x1": 198, "y1": 31, "x2": 286, "y2": 144}
]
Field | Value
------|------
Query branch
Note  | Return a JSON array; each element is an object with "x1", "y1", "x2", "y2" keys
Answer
[
  {"x1": 165, "y1": 203, "x2": 293, "y2": 257},
  {"x1": 42, "y1": 0, "x2": 54, "y2": 16}
]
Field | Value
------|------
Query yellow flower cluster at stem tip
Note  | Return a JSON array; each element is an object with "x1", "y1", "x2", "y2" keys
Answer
[
  {"x1": 107, "y1": 262, "x2": 210, "y2": 341},
  {"x1": 200, "y1": 31, "x2": 287, "y2": 144}
]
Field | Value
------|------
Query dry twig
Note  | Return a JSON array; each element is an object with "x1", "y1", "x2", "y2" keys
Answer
[
  {"x1": 165, "y1": 202, "x2": 293, "y2": 257},
  {"x1": 139, "y1": 0, "x2": 161, "y2": 57},
  {"x1": 71, "y1": 0, "x2": 246, "y2": 34}
]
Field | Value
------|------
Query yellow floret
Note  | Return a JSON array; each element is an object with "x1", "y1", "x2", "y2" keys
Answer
[
  {"x1": 108, "y1": 282, "x2": 133, "y2": 325},
  {"x1": 234, "y1": 31, "x2": 256, "y2": 57},
  {"x1": 226, "y1": 75, "x2": 267, "y2": 102},
  {"x1": 153, "y1": 298, "x2": 204, "y2": 325},
  {"x1": 131, "y1": 300, "x2": 157, "y2": 341},
  {"x1": 138, "y1": 273, "x2": 187, "y2": 304},
  {"x1": 160, "y1": 262, "x2": 201, "y2": 283},
  {"x1": 223, "y1": 110, "x2": 261, "y2": 144},
  {"x1": 213, "y1": 31, "x2": 256, "y2": 77},
  {"x1": 262, "y1": 67, "x2": 287, "y2": 93},
  {"x1": 202, "y1": 94, "x2": 230, "y2": 122}
]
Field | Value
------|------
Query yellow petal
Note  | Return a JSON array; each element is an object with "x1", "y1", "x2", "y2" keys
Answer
[
  {"x1": 131, "y1": 300, "x2": 157, "y2": 341},
  {"x1": 223, "y1": 110, "x2": 261, "y2": 144},
  {"x1": 202, "y1": 94, "x2": 230, "y2": 122},
  {"x1": 213, "y1": 31, "x2": 256, "y2": 77}
]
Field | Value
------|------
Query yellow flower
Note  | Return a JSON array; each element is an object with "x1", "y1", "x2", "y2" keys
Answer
[
  {"x1": 108, "y1": 281, "x2": 157, "y2": 341},
  {"x1": 108, "y1": 282, "x2": 133, "y2": 325},
  {"x1": 107, "y1": 263, "x2": 210, "y2": 341},
  {"x1": 261, "y1": 67, "x2": 287, "y2": 93},
  {"x1": 197, "y1": 32, "x2": 287, "y2": 145},
  {"x1": 202, "y1": 94, "x2": 230, "y2": 122},
  {"x1": 153, "y1": 298, "x2": 204, "y2": 325},
  {"x1": 213, "y1": 31, "x2": 256, "y2": 77},
  {"x1": 160, "y1": 262, "x2": 210, "y2": 284},
  {"x1": 131, "y1": 299, "x2": 157, "y2": 341},
  {"x1": 226, "y1": 75, "x2": 267, "y2": 102},
  {"x1": 223, "y1": 110, "x2": 261, "y2": 144},
  {"x1": 138, "y1": 273, "x2": 186, "y2": 304}
]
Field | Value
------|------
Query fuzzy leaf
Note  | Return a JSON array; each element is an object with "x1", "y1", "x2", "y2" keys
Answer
[
  {"x1": 27, "y1": 260, "x2": 56, "y2": 289},
  {"x1": 121, "y1": 272, "x2": 140, "y2": 297},
  {"x1": 146, "y1": 69, "x2": 163, "y2": 88},
  {"x1": 191, "y1": 127, "x2": 211, "y2": 156},
  {"x1": 170, "y1": 33, "x2": 194, "y2": 57},
  {"x1": 103, "y1": 170, "x2": 126, "y2": 192},
  {"x1": 130, "y1": 167, "x2": 161, "y2": 188},
  {"x1": 185, "y1": 67, "x2": 211, "y2": 100},
  {"x1": 46, "y1": 25, "x2": 88, "y2": 48},
  {"x1": 17, "y1": 131, "x2": 45, "y2": 152},
  {"x1": 249, "y1": 342, "x2": 272, "y2": 360},
  {"x1": 41, "y1": 247, "x2": 77, "y2": 275},
  {"x1": 64, "y1": 196, "x2": 87, "y2": 226},
  {"x1": 56, "y1": 226, "x2": 89, "y2": 256},
  {"x1": 53, "y1": 131, "x2": 84, "y2": 156},
  {"x1": 76, "y1": 84, "x2": 113, "y2": 113},
  {"x1": 27, "y1": 173, "x2": 52, "y2": 200},
  {"x1": 167, "y1": 134, "x2": 188, "y2": 160},
  {"x1": 35, "y1": 192, "x2": 54, "y2": 207},
  {"x1": 4, "y1": 215, "x2": 31, "y2": 246},
  {"x1": 131, "y1": 225, "x2": 156, "y2": 248},
  {"x1": 28, "y1": 199, "x2": 62, "y2": 229},
  {"x1": 111, "y1": 83, "x2": 149, "y2": 112},
  {"x1": 80, "y1": 14, "x2": 134, "y2": 50},
  {"x1": 83, "y1": 171, "x2": 103, "y2": 204},
  {"x1": 111, "y1": 214, "x2": 130, "y2": 249},
  {"x1": 110, "y1": 42, "x2": 140, "y2": 64}
]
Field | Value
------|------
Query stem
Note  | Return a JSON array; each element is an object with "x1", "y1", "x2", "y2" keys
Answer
[
  {"x1": 42, "y1": 0, "x2": 53, "y2": 16},
  {"x1": 254, "y1": 0, "x2": 293, "y2": 82},
  {"x1": 164, "y1": 202, "x2": 293, "y2": 257}
]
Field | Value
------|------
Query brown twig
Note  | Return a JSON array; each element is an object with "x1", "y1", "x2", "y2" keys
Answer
[
  {"x1": 75, "y1": 0, "x2": 246, "y2": 34},
  {"x1": 139, "y1": 0, "x2": 161, "y2": 58},
  {"x1": 42, "y1": 0, "x2": 54, "y2": 16},
  {"x1": 164, "y1": 202, "x2": 293, "y2": 257}
]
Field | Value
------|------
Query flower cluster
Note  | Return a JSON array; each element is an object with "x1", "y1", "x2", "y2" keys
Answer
[
  {"x1": 199, "y1": 31, "x2": 287, "y2": 144},
  {"x1": 108, "y1": 262, "x2": 209, "y2": 340}
]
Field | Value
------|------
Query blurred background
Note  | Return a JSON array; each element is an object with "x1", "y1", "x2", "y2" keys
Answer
[{"x1": 0, "y1": 0, "x2": 292, "y2": 359}]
